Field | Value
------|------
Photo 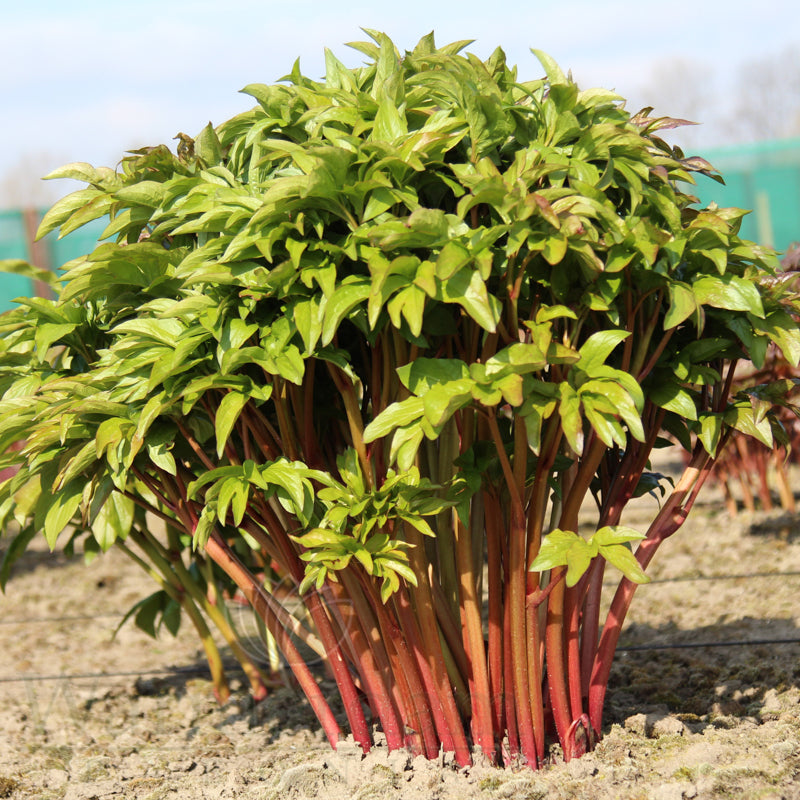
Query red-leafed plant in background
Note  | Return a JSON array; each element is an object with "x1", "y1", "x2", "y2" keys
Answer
[{"x1": 1, "y1": 32, "x2": 799, "y2": 769}]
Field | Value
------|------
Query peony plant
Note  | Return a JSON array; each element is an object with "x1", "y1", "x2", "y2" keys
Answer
[{"x1": 1, "y1": 31, "x2": 798, "y2": 768}]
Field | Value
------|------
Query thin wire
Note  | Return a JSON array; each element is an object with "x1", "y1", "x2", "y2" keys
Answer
[
  {"x1": 1, "y1": 639, "x2": 798, "y2": 685},
  {"x1": 602, "y1": 570, "x2": 800, "y2": 587},
  {"x1": 1, "y1": 569, "x2": 798, "y2": 684},
  {"x1": 0, "y1": 663, "x2": 231, "y2": 685},
  {"x1": 618, "y1": 637, "x2": 800, "y2": 652},
  {"x1": 3, "y1": 571, "x2": 800, "y2": 627},
  {"x1": 0, "y1": 613, "x2": 122, "y2": 626}
]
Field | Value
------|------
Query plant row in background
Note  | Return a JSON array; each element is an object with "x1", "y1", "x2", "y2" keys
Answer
[
  {"x1": 1, "y1": 32, "x2": 799, "y2": 769},
  {"x1": 709, "y1": 247, "x2": 800, "y2": 515}
]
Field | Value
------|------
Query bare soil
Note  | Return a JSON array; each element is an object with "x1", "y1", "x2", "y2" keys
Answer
[{"x1": 1, "y1": 468, "x2": 800, "y2": 800}]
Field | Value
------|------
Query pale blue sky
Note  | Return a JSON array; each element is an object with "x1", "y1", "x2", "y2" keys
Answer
[{"x1": 1, "y1": 0, "x2": 798, "y2": 206}]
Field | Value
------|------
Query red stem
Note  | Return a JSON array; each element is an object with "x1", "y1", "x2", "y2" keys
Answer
[
  {"x1": 487, "y1": 413, "x2": 539, "y2": 766},
  {"x1": 548, "y1": 434, "x2": 608, "y2": 753},
  {"x1": 545, "y1": 571, "x2": 571, "y2": 749},
  {"x1": 484, "y1": 491, "x2": 506, "y2": 741},
  {"x1": 204, "y1": 532, "x2": 342, "y2": 748},
  {"x1": 394, "y1": 588, "x2": 470, "y2": 764},
  {"x1": 502, "y1": 588, "x2": 520, "y2": 761},
  {"x1": 334, "y1": 571, "x2": 406, "y2": 751},
  {"x1": 455, "y1": 515, "x2": 496, "y2": 761},
  {"x1": 245, "y1": 501, "x2": 373, "y2": 752},
  {"x1": 359, "y1": 573, "x2": 440, "y2": 759},
  {"x1": 404, "y1": 525, "x2": 472, "y2": 766},
  {"x1": 588, "y1": 445, "x2": 715, "y2": 733}
]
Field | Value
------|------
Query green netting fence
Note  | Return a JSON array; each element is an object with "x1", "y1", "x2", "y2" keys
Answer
[
  {"x1": 0, "y1": 210, "x2": 106, "y2": 313},
  {"x1": 692, "y1": 137, "x2": 800, "y2": 257}
]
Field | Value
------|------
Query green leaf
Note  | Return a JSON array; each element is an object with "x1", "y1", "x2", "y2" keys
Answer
[
  {"x1": 115, "y1": 181, "x2": 167, "y2": 208},
  {"x1": 0, "y1": 258, "x2": 59, "y2": 287},
  {"x1": 193, "y1": 506, "x2": 216, "y2": 550},
  {"x1": 754, "y1": 310, "x2": 800, "y2": 367},
  {"x1": 293, "y1": 528, "x2": 346, "y2": 548},
  {"x1": 0, "y1": 525, "x2": 37, "y2": 591},
  {"x1": 435, "y1": 241, "x2": 472, "y2": 280},
  {"x1": 379, "y1": 557, "x2": 417, "y2": 587},
  {"x1": 422, "y1": 379, "x2": 474, "y2": 427},
  {"x1": 380, "y1": 572, "x2": 400, "y2": 603},
  {"x1": 147, "y1": 440, "x2": 177, "y2": 475},
  {"x1": 692, "y1": 274, "x2": 765, "y2": 317},
  {"x1": 321, "y1": 279, "x2": 371, "y2": 346},
  {"x1": 113, "y1": 318, "x2": 185, "y2": 347},
  {"x1": 364, "y1": 397, "x2": 425, "y2": 442},
  {"x1": 135, "y1": 393, "x2": 168, "y2": 445},
  {"x1": 559, "y1": 543, "x2": 590, "y2": 587},
  {"x1": 44, "y1": 161, "x2": 118, "y2": 185},
  {"x1": 598, "y1": 543, "x2": 649, "y2": 584},
  {"x1": 195, "y1": 122, "x2": 223, "y2": 165},
  {"x1": 541, "y1": 234, "x2": 567, "y2": 265},
  {"x1": 293, "y1": 296, "x2": 323, "y2": 353},
  {"x1": 95, "y1": 418, "x2": 128, "y2": 457},
  {"x1": 214, "y1": 391, "x2": 248, "y2": 459},
  {"x1": 664, "y1": 282, "x2": 698, "y2": 329},
  {"x1": 558, "y1": 382, "x2": 584, "y2": 454},
  {"x1": 531, "y1": 49, "x2": 567, "y2": 85},
  {"x1": 484, "y1": 343, "x2": 548, "y2": 377},
  {"x1": 161, "y1": 597, "x2": 182, "y2": 637},
  {"x1": 649, "y1": 381, "x2": 698, "y2": 421},
  {"x1": 578, "y1": 330, "x2": 630, "y2": 371},
  {"x1": 529, "y1": 529, "x2": 580, "y2": 571},
  {"x1": 91, "y1": 492, "x2": 134, "y2": 551},
  {"x1": 583, "y1": 399, "x2": 627, "y2": 448},
  {"x1": 725, "y1": 402, "x2": 774, "y2": 447},
  {"x1": 698, "y1": 413, "x2": 724, "y2": 455},
  {"x1": 438, "y1": 267, "x2": 500, "y2": 332},
  {"x1": 397, "y1": 358, "x2": 470, "y2": 394},
  {"x1": 529, "y1": 529, "x2": 597, "y2": 587},
  {"x1": 34, "y1": 322, "x2": 77, "y2": 361},
  {"x1": 388, "y1": 285, "x2": 427, "y2": 337},
  {"x1": 117, "y1": 591, "x2": 179, "y2": 640},
  {"x1": 373, "y1": 96, "x2": 408, "y2": 141},
  {"x1": 43, "y1": 480, "x2": 84, "y2": 549},
  {"x1": 36, "y1": 188, "x2": 104, "y2": 238},
  {"x1": 592, "y1": 526, "x2": 645, "y2": 547},
  {"x1": 390, "y1": 424, "x2": 426, "y2": 471}
]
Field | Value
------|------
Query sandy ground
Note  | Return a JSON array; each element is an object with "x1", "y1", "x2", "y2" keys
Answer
[{"x1": 1, "y1": 467, "x2": 800, "y2": 800}]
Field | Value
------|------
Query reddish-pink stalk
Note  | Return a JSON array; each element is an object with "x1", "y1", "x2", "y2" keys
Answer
[
  {"x1": 564, "y1": 577, "x2": 589, "y2": 722},
  {"x1": 332, "y1": 572, "x2": 406, "y2": 752},
  {"x1": 204, "y1": 531, "x2": 342, "y2": 748},
  {"x1": 404, "y1": 525, "x2": 472, "y2": 766},
  {"x1": 241, "y1": 500, "x2": 373, "y2": 752},
  {"x1": 455, "y1": 514, "x2": 496, "y2": 760},
  {"x1": 524, "y1": 602, "x2": 545, "y2": 764},
  {"x1": 502, "y1": 594, "x2": 521, "y2": 761},
  {"x1": 358, "y1": 572, "x2": 440, "y2": 759},
  {"x1": 393, "y1": 589, "x2": 469, "y2": 764},
  {"x1": 484, "y1": 491, "x2": 506, "y2": 740},
  {"x1": 588, "y1": 446, "x2": 715, "y2": 733},
  {"x1": 524, "y1": 420, "x2": 561, "y2": 764},
  {"x1": 545, "y1": 575, "x2": 571, "y2": 749},
  {"x1": 430, "y1": 579, "x2": 471, "y2": 685},
  {"x1": 487, "y1": 412, "x2": 539, "y2": 767},
  {"x1": 549, "y1": 434, "x2": 608, "y2": 753},
  {"x1": 579, "y1": 558, "x2": 606, "y2": 694}
]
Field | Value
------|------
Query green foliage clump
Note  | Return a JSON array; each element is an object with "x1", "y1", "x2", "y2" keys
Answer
[{"x1": 1, "y1": 31, "x2": 798, "y2": 769}]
